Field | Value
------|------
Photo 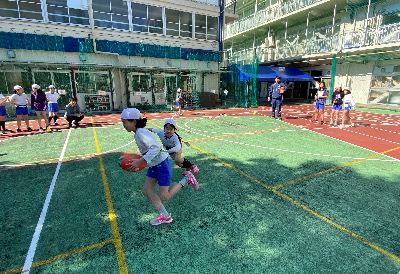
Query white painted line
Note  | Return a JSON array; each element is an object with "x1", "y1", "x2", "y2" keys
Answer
[{"x1": 21, "y1": 129, "x2": 72, "y2": 273}]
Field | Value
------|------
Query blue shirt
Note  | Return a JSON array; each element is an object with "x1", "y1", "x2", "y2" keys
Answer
[{"x1": 269, "y1": 82, "x2": 286, "y2": 99}]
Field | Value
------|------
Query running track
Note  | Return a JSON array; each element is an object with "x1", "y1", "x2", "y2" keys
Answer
[{"x1": 1, "y1": 105, "x2": 399, "y2": 160}]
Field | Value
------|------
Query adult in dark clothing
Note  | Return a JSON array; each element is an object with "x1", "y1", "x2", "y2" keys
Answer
[
  {"x1": 64, "y1": 97, "x2": 84, "y2": 128},
  {"x1": 268, "y1": 76, "x2": 286, "y2": 119}
]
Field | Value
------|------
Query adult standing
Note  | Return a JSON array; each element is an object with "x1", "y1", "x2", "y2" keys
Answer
[
  {"x1": 31, "y1": 84, "x2": 49, "y2": 132},
  {"x1": 46, "y1": 85, "x2": 60, "y2": 126},
  {"x1": 10, "y1": 85, "x2": 32, "y2": 132},
  {"x1": 268, "y1": 76, "x2": 286, "y2": 119}
]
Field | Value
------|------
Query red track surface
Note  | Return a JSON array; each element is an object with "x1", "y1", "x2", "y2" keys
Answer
[{"x1": 1, "y1": 105, "x2": 399, "y2": 160}]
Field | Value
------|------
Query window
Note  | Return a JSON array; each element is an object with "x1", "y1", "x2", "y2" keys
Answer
[
  {"x1": 207, "y1": 16, "x2": 218, "y2": 40},
  {"x1": 131, "y1": 3, "x2": 148, "y2": 32},
  {"x1": 131, "y1": 3, "x2": 162, "y2": 34},
  {"x1": 166, "y1": 9, "x2": 193, "y2": 38},
  {"x1": 93, "y1": 0, "x2": 129, "y2": 30},
  {"x1": 195, "y1": 14, "x2": 206, "y2": 39},
  {"x1": 194, "y1": 14, "x2": 219, "y2": 41},
  {"x1": 166, "y1": 9, "x2": 180, "y2": 36},
  {"x1": 0, "y1": 0, "x2": 42, "y2": 20},
  {"x1": 47, "y1": 0, "x2": 89, "y2": 25},
  {"x1": 147, "y1": 6, "x2": 162, "y2": 34}
]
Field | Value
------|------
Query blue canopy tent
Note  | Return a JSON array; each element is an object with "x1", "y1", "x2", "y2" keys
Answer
[{"x1": 233, "y1": 65, "x2": 313, "y2": 82}]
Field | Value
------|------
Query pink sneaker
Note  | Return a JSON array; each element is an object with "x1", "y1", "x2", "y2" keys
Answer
[
  {"x1": 182, "y1": 171, "x2": 199, "y2": 190},
  {"x1": 190, "y1": 164, "x2": 199, "y2": 174},
  {"x1": 150, "y1": 214, "x2": 173, "y2": 226}
]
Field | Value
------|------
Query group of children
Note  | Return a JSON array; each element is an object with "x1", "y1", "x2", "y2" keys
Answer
[
  {"x1": 0, "y1": 84, "x2": 60, "y2": 134},
  {"x1": 121, "y1": 108, "x2": 199, "y2": 226},
  {"x1": 311, "y1": 82, "x2": 356, "y2": 128}
]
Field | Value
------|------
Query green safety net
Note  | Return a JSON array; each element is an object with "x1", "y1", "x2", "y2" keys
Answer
[{"x1": 225, "y1": 55, "x2": 259, "y2": 108}]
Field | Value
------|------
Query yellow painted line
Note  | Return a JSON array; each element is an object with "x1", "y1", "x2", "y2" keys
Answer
[
  {"x1": 0, "y1": 239, "x2": 113, "y2": 274},
  {"x1": 91, "y1": 118, "x2": 128, "y2": 274},
  {"x1": 273, "y1": 146, "x2": 400, "y2": 190},
  {"x1": 189, "y1": 142, "x2": 400, "y2": 263}
]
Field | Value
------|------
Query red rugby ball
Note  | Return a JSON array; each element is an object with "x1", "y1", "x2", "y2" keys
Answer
[{"x1": 119, "y1": 154, "x2": 146, "y2": 172}]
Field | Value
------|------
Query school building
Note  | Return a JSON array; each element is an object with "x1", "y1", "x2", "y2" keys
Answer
[
  {"x1": 223, "y1": 0, "x2": 400, "y2": 107},
  {"x1": 0, "y1": 0, "x2": 232, "y2": 112}
]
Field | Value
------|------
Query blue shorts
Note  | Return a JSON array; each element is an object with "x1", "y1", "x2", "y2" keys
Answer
[
  {"x1": 176, "y1": 101, "x2": 181, "y2": 106},
  {"x1": 0, "y1": 106, "x2": 6, "y2": 116},
  {"x1": 146, "y1": 158, "x2": 172, "y2": 186},
  {"x1": 344, "y1": 103, "x2": 352, "y2": 111},
  {"x1": 332, "y1": 104, "x2": 342, "y2": 111},
  {"x1": 48, "y1": 103, "x2": 59, "y2": 112},
  {"x1": 315, "y1": 101, "x2": 325, "y2": 109},
  {"x1": 16, "y1": 106, "x2": 29, "y2": 115}
]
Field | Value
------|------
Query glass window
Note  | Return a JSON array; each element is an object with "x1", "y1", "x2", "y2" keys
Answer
[
  {"x1": 69, "y1": 8, "x2": 89, "y2": 25},
  {"x1": 47, "y1": 0, "x2": 89, "y2": 25},
  {"x1": 93, "y1": 1, "x2": 110, "y2": 28},
  {"x1": 166, "y1": 9, "x2": 180, "y2": 36},
  {"x1": 132, "y1": 3, "x2": 148, "y2": 32},
  {"x1": 0, "y1": 0, "x2": 19, "y2": 18},
  {"x1": 148, "y1": 6, "x2": 162, "y2": 34},
  {"x1": 207, "y1": 16, "x2": 218, "y2": 40},
  {"x1": 195, "y1": 14, "x2": 207, "y2": 39},
  {"x1": 180, "y1": 12, "x2": 192, "y2": 38},
  {"x1": 19, "y1": 0, "x2": 43, "y2": 20},
  {"x1": 47, "y1": 0, "x2": 70, "y2": 23},
  {"x1": 111, "y1": 0, "x2": 129, "y2": 30}
]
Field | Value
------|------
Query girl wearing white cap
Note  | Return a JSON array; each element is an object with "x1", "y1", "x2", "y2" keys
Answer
[
  {"x1": 10, "y1": 85, "x2": 32, "y2": 132},
  {"x1": 45, "y1": 85, "x2": 60, "y2": 126},
  {"x1": 148, "y1": 118, "x2": 199, "y2": 174},
  {"x1": 121, "y1": 108, "x2": 199, "y2": 226},
  {"x1": 340, "y1": 87, "x2": 356, "y2": 128}
]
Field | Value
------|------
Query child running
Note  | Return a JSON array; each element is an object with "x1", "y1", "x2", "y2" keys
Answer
[
  {"x1": 148, "y1": 118, "x2": 199, "y2": 174},
  {"x1": 121, "y1": 108, "x2": 199, "y2": 226},
  {"x1": 340, "y1": 87, "x2": 356, "y2": 128}
]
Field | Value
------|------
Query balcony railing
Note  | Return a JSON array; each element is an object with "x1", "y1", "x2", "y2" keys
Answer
[
  {"x1": 224, "y1": 0, "x2": 325, "y2": 39},
  {"x1": 226, "y1": 22, "x2": 400, "y2": 63}
]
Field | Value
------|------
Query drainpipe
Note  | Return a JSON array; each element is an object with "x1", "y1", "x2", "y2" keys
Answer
[{"x1": 88, "y1": 0, "x2": 97, "y2": 53}]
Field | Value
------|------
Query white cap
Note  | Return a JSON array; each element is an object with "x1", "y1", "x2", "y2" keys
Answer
[
  {"x1": 165, "y1": 118, "x2": 176, "y2": 127},
  {"x1": 121, "y1": 108, "x2": 141, "y2": 120},
  {"x1": 48, "y1": 85, "x2": 55, "y2": 89},
  {"x1": 14, "y1": 85, "x2": 23, "y2": 90},
  {"x1": 343, "y1": 87, "x2": 351, "y2": 91},
  {"x1": 335, "y1": 83, "x2": 342, "y2": 88},
  {"x1": 32, "y1": 84, "x2": 40, "y2": 89},
  {"x1": 177, "y1": 88, "x2": 182, "y2": 92}
]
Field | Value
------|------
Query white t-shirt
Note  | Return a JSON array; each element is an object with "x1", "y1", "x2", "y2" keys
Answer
[
  {"x1": 134, "y1": 128, "x2": 169, "y2": 167},
  {"x1": 46, "y1": 92, "x2": 59, "y2": 103},
  {"x1": 11, "y1": 93, "x2": 28, "y2": 105}
]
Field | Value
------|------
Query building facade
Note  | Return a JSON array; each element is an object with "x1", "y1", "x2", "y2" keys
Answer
[
  {"x1": 0, "y1": 0, "x2": 227, "y2": 112},
  {"x1": 223, "y1": 0, "x2": 400, "y2": 106}
]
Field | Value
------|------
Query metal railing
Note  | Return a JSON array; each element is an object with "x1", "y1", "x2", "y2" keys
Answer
[
  {"x1": 224, "y1": 0, "x2": 324, "y2": 39},
  {"x1": 226, "y1": 22, "x2": 400, "y2": 63}
]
